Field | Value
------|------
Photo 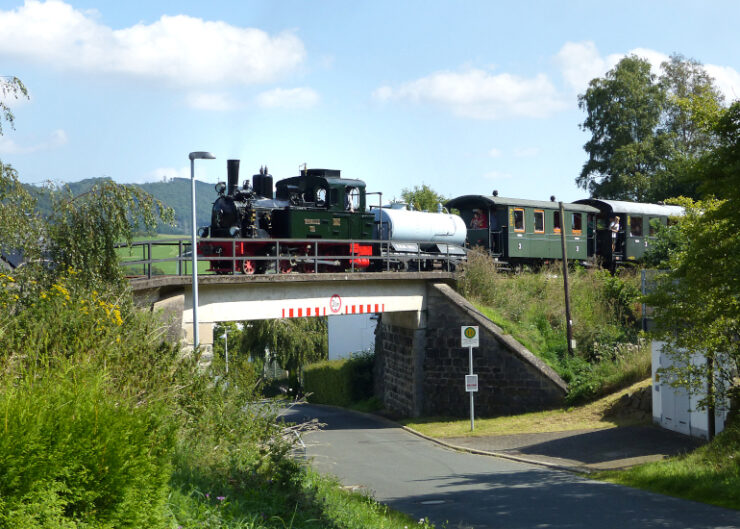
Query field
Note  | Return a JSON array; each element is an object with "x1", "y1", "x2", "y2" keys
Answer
[{"x1": 117, "y1": 235, "x2": 211, "y2": 276}]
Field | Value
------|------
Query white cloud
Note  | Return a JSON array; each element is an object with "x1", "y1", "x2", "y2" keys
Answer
[
  {"x1": 256, "y1": 87, "x2": 319, "y2": 109},
  {"x1": 555, "y1": 41, "x2": 611, "y2": 93},
  {"x1": 374, "y1": 68, "x2": 565, "y2": 119},
  {"x1": 513, "y1": 147, "x2": 539, "y2": 158},
  {"x1": 705, "y1": 64, "x2": 740, "y2": 101},
  {"x1": 0, "y1": 0, "x2": 306, "y2": 88},
  {"x1": 628, "y1": 48, "x2": 670, "y2": 72},
  {"x1": 145, "y1": 166, "x2": 190, "y2": 182},
  {"x1": 488, "y1": 148, "x2": 502, "y2": 158},
  {"x1": 186, "y1": 92, "x2": 242, "y2": 111},
  {"x1": 483, "y1": 170, "x2": 512, "y2": 181},
  {"x1": 554, "y1": 41, "x2": 740, "y2": 101},
  {"x1": 0, "y1": 128, "x2": 67, "y2": 154}
]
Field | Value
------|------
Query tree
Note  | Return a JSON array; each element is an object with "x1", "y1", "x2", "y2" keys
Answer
[
  {"x1": 0, "y1": 76, "x2": 27, "y2": 136},
  {"x1": 578, "y1": 56, "x2": 666, "y2": 200},
  {"x1": 0, "y1": 77, "x2": 38, "y2": 263},
  {"x1": 645, "y1": 102, "x2": 740, "y2": 414},
  {"x1": 649, "y1": 54, "x2": 726, "y2": 201},
  {"x1": 577, "y1": 54, "x2": 725, "y2": 202},
  {"x1": 0, "y1": 163, "x2": 43, "y2": 266},
  {"x1": 401, "y1": 184, "x2": 447, "y2": 212},
  {"x1": 660, "y1": 54, "x2": 725, "y2": 158},
  {"x1": 240, "y1": 317, "x2": 328, "y2": 389},
  {"x1": 45, "y1": 180, "x2": 174, "y2": 287}
]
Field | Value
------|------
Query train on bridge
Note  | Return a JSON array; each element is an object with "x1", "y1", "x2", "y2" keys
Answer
[{"x1": 196, "y1": 160, "x2": 683, "y2": 274}]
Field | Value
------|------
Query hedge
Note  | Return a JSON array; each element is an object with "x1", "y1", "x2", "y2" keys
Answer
[{"x1": 303, "y1": 353, "x2": 374, "y2": 406}]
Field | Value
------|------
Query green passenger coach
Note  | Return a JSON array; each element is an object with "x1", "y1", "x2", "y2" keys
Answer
[
  {"x1": 445, "y1": 194, "x2": 599, "y2": 264},
  {"x1": 573, "y1": 198, "x2": 684, "y2": 266}
]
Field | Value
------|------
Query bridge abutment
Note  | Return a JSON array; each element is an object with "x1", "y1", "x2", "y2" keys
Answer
[
  {"x1": 374, "y1": 310, "x2": 428, "y2": 417},
  {"x1": 374, "y1": 282, "x2": 567, "y2": 418}
]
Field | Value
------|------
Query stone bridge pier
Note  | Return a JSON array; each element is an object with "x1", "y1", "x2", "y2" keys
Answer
[{"x1": 374, "y1": 283, "x2": 567, "y2": 418}]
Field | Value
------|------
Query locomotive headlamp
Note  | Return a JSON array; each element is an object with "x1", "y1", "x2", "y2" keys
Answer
[
  {"x1": 215, "y1": 182, "x2": 227, "y2": 194},
  {"x1": 229, "y1": 226, "x2": 241, "y2": 237}
]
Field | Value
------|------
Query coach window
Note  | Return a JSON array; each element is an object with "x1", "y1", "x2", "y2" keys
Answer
[
  {"x1": 553, "y1": 211, "x2": 561, "y2": 233},
  {"x1": 513, "y1": 208, "x2": 525, "y2": 232},
  {"x1": 648, "y1": 217, "x2": 658, "y2": 236},
  {"x1": 534, "y1": 210, "x2": 545, "y2": 233},
  {"x1": 571, "y1": 212, "x2": 582, "y2": 234},
  {"x1": 630, "y1": 216, "x2": 643, "y2": 236}
]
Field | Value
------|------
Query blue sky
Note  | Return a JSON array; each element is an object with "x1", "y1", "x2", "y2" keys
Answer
[{"x1": 1, "y1": 0, "x2": 738, "y2": 204}]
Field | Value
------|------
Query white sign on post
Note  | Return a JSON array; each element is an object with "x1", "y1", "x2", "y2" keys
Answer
[
  {"x1": 461, "y1": 326, "x2": 479, "y2": 348},
  {"x1": 461, "y1": 325, "x2": 479, "y2": 431}
]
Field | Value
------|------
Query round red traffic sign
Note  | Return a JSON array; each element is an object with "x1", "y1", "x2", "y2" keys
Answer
[{"x1": 329, "y1": 294, "x2": 342, "y2": 313}]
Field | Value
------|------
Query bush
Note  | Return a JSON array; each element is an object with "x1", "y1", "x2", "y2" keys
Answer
[
  {"x1": 458, "y1": 253, "x2": 648, "y2": 402},
  {"x1": 303, "y1": 352, "x2": 375, "y2": 407},
  {"x1": 0, "y1": 359, "x2": 174, "y2": 528},
  {"x1": 0, "y1": 273, "x2": 182, "y2": 528}
]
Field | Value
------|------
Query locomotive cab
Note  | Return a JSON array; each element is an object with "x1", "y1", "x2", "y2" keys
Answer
[{"x1": 271, "y1": 169, "x2": 374, "y2": 240}]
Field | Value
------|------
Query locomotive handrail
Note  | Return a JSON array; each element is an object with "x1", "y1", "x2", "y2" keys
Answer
[{"x1": 116, "y1": 237, "x2": 464, "y2": 279}]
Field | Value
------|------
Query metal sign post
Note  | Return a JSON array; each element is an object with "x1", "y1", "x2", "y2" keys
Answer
[{"x1": 461, "y1": 326, "x2": 479, "y2": 431}]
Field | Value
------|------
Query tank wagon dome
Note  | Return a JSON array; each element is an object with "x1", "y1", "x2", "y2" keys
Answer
[
  {"x1": 446, "y1": 194, "x2": 599, "y2": 213},
  {"x1": 573, "y1": 198, "x2": 685, "y2": 217}
]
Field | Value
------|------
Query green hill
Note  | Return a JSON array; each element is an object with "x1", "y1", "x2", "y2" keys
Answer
[{"x1": 24, "y1": 177, "x2": 221, "y2": 235}]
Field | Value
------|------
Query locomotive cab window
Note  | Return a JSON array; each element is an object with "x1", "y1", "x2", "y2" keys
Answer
[
  {"x1": 345, "y1": 187, "x2": 360, "y2": 211},
  {"x1": 315, "y1": 187, "x2": 327, "y2": 207},
  {"x1": 534, "y1": 210, "x2": 545, "y2": 233},
  {"x1": 513, "y1": 208, "x2": 525, "y2": 232},
  {"x1": 630, "y1": 217, "x2": 643, "y2": 236},
  {"x1": 571, "y1": 212, "x2": 582, "y2": 234},
  {"x1": 553, "y1": 211, "x2": 561, "y2": 232}
]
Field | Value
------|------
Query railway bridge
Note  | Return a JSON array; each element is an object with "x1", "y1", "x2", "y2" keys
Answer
[{"x1": 131, "y1": 270, "x2": 566, "y2": 418}]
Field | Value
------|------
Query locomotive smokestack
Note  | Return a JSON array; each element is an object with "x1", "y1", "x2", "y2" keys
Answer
[{"x1": 227, "y1": 159, "x2": 240, "y2": 195}]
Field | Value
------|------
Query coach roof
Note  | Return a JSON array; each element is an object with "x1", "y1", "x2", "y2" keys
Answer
[
  {"x1": 574, "y1": 198, "x2": 684, "y2": 217},
  {"x1": 446, "y1": 195, "x2": 599, "y2": 214}
]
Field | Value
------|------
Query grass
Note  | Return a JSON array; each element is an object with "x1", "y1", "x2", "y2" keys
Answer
[
  {"x1": 400, "y1": 379, "x2": 652, "y2": 438},
  {"x1": 168, "y1": 465, "x2": 433, "y2": 529},
  {"x1": 457, "y1": 251, "x2": 651, "y2": 402},
  {"x1": 595, "y1": 422, "x2": 740, "y2": 511},
  {"x1": 116, "y1": 234, "x2": 211, "y2": 276}
]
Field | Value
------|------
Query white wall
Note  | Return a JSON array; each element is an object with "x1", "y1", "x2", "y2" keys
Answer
[{"x1": 328, "y1": 314, "x2": 377, "y2": 360}]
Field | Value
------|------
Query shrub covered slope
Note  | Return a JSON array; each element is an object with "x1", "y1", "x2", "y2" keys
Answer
[{"x1": 457, "y1": 251, "x2": 650, "y2": 403}]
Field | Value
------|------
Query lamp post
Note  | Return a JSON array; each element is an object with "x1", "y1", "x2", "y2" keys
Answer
[
  {"x1": 223, "y1": 326, "x2": 229, "y2": 375},
  {"x1": 189, "y1": 151, "x2": 216, "y2": 349}
]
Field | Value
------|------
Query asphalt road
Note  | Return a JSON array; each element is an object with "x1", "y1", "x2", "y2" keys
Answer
[{"x1": 280, "y1": 404, "x2": 739, "y2": 529}]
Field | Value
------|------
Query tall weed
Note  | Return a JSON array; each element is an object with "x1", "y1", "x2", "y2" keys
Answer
[{"x1": 0, "y1": 272, "x2": 181, "y2": 527}]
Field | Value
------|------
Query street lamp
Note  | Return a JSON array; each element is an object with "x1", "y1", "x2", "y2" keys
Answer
[
  {"x1": 223, "y1": 326, "x2": 229, "y2": 375},
  {"x1": 189, "y1": 151, "x2": 216, "y2": 349}
]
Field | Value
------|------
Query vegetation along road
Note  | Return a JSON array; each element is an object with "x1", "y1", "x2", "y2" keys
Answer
[{"x1": 281, "y1": 404, "x2": 739, "y2": 529}]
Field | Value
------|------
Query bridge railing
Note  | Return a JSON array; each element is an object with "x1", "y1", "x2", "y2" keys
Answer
[{"x1": 116, "y1": 237, "x2": 464, "y2": 279}]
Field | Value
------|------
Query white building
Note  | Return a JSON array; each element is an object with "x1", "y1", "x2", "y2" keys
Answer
[
  {"x1": 651, "y1": 341, "x2": 730, "y2": 439},
  {"x1": 328, "y1": 314, "x2": 377, "y2": 360}
]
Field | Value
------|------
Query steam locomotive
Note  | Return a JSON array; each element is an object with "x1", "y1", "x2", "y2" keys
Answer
[
  {"x1": 196, "y1": 160, "x2": 467, "y2": 274},
  {"x1": 197, "y1": 160, "x2": 683, "y2": 275}
]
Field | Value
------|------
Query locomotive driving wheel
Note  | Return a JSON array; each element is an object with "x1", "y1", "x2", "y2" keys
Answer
[{"x1": 240, "y1": 259, "x2": 257, "y2": 275}]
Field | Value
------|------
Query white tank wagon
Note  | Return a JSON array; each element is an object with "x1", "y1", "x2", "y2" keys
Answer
[{"x1": 372, "y1": 204, "x2": 467, "y2": 271}]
